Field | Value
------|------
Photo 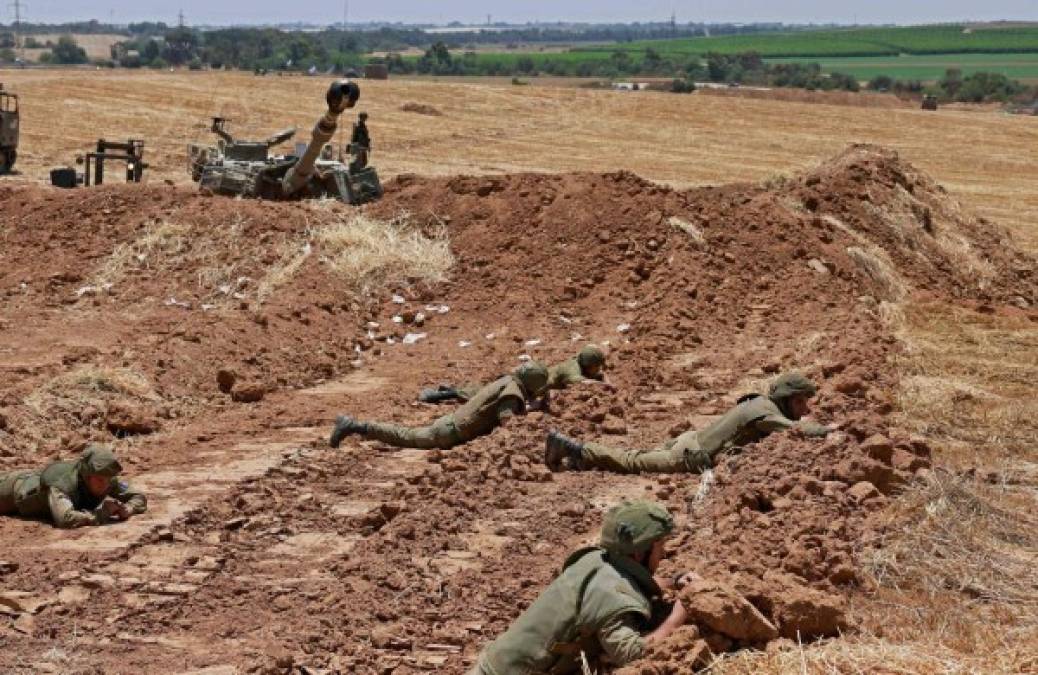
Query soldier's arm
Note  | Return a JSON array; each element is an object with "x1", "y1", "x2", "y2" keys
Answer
[
  {"x1": 597, "y1": 614, "x2": 647, "y2": 665},
  {"x1": 527, "y1": 390, "x2": 551, "y2": 413},
  {"x1": 495, "y1": 397, "x2": 525, "y2": 424},
  {"x1": 795, "y1": 420, "x2": 833, "y2": 438},
  {"x1": 110, "y1": 478, "x2": 148, "y2": 515},
  {"x1": 46, "y1": 488, "x2": 98, "y2": 529},
  {"x1": 755, "y1": 414, "x2": 832, "y2": 438}
]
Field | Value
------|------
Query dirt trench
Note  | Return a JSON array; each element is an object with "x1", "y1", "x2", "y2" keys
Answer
[{"x1": 0, "y1": 144, "x2": 1035, "y2": 673}]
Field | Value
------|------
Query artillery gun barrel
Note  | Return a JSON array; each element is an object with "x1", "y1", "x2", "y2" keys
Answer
[{"x1": 282, "y1": 80, "x2": 359, "y2": 195}]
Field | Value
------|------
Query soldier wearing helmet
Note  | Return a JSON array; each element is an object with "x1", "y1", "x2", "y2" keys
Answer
[
  {"x1": 349, "y1": 111, "x2": 371, "y2": 172},
  {"x1": 469, "y1": 500, "x2": 691, "y2": 675},
  {"x1": 417, "y1": 345, "x2": 609, "y2": 405},
  {"x1": 0, "y1": 445, "x2": 147, "y2": 528},
  {"x1": 330, "y1": 361, "x2": 550, "y2": 450},
  {"x1": 545, "y1": 372, "x2": 833, "y2": 474}
]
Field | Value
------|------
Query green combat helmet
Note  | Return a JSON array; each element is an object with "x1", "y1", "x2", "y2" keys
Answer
[
  {"x1": 78, "y1": 445, "x2": 123, "y2": 478},
  {"x1": 514, "y1": 361, "x2": 550, "y2": 399},
  {"x1": 600, "y1": 500, "x2": 674, "y2": 557},
  {"x1": 768, "y1": 372, "x2": 817, "y2": 402},
  {"x1": 577, "y1": 344, "x2": 606, "y2": 371}
]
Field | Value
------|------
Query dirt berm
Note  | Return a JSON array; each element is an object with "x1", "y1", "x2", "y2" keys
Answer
[{"x1": 0, "y1": 144, "x2": 1034, "y2": 672}]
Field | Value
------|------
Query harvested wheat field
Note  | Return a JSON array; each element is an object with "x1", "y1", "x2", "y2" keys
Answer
[{"x1": 0, "y1": 70, "x2": 1036, "y2": 674}]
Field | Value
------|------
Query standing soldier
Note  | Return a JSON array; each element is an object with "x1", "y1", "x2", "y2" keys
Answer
[
  {"x1": 0, "y1": 445, "x2": 147, "y2": 528},
  {"x1": 330, "y1": 361, "x2": 550, "y2": 450},
  {"x1": 419, "y1": 345, "x2": 608, "y2": 404},
  {"x1": 349, "y1": 111, "x2": 371, "y2": 172},
  {"x1": 545, "y1": 372, "x2": 833, "y2": 474},
  {"x1": 469, "y1": 500, "x2": 691, "y2": 674}
]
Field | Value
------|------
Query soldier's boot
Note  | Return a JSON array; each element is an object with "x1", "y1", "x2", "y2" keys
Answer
[
  {"x1": 545, "y1": 431, "x2": 585, "y2": 472},
  {"x1": 418, "y1": 387, "x2": 461, "y2": 404},
  {"x1": 329, "y1": 415, "x2": 369, "y2": 448}
]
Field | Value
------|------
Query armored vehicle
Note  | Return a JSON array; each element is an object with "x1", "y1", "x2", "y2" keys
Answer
[
  {"x1": 0, "y1": 83, "x2": 18, "y2": 174},
  {"x1": 188, "y1": 80, "x2": 382, "y2": 205},
  {"x1": 921, "y1": 94, "x2": 938, "y2": 111}
]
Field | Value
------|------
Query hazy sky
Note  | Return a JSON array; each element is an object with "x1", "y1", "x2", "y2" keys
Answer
[{"x1": 10, "y1": 1, "x2": 1038, "y2": 27}]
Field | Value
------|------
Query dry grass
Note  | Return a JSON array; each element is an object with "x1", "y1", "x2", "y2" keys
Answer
[
  {"x1": 92, "y1": 212, "x2": 269, "y2": 305},
  {"x1": 254, "y1": 207, "x2": 453, "y2": 299},
  {"x1": 95, "y1": 220, "x2": 192, "y2": 287},
  {"x1": 865, "y1": 473, "x2": 1038, "y2": 609},
  {"x1": 894, "y1": 302, "x2": 1038, "y2": 465},
  {"x1": 845, "y1": 246, "x2": 907, "y2": 302},
  {"x1": 713, "y1": 632, "x2": 1035, "y2": 674},
  {"x1": 311, "y1": 208, "x2": 453, "y2": 295},
  {"x1": 0, "y1": 70, "x2": 1035, "y2": 248},
  {"x1": 25, "y1": 366, "x2": 158, "y2": 416}
]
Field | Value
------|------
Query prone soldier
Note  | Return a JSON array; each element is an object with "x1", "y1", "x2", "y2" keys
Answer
[
  {"x1": 0, "y1": 445, "x2": 147, "y2": 528},
  {"x1": 330, "y1": 361, "x2": 550, "y2": 450},
  {"x1": 419, "y1": 344, "x2": 608, "y2": 404},
  {"x1": 545, "y1": 372, "x2": 833, "y2": 474}
]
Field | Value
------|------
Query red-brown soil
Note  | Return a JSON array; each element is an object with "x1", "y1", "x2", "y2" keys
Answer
[{"x1": 0, "y1": 145, "x2": 1034, "y2": 673}]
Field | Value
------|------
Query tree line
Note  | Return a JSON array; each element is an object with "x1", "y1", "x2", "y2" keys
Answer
[{"x1": 1, "y1": 26, "x2": 1033, "y2": 104}]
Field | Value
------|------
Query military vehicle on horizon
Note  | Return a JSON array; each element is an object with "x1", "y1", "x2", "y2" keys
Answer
[
  {"x1": 188, "y1": 80, "x2": 382, "y2": 205},
  {"x1": 0, "y1": 83, "x2": 19, "y2": 174}
]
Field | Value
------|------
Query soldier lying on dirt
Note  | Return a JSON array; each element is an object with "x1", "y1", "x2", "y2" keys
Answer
[
  {"x1": 329, "y1": 361, "x2": 551, "y2": 450},
  {"x1": 417, "y1": 344, "x2": 609, "y2": 405},
  {"x1": 0, "y1": 445, "x2": 148, "y2": 528},
  {"x1": 545, "y1": 372, "x2": 834, "y2": 474},
  {"x1": 469, "y1": 500, "x2": 695, "y2": 675}
]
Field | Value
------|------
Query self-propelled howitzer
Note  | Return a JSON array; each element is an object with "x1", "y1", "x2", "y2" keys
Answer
[{"x1": 191, "y1": 80, "x2": 383, "y2": 205}]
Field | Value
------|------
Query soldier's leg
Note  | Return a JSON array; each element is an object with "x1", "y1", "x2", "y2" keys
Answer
[
  {"x1": 0, "y1": 471, "x2": 20, "y2": 515},
  {"x1": 580, "y1": 441, "x2": 688, "y2": 474},
  {"x1": 362, "y1": 415, "x2": 460, "y2": 449},
  {"x1": 418, "y1": 386, "x2": 464, "y2": 404}
]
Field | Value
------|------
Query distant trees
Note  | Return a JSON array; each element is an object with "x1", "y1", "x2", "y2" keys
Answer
[
  {"x1": 867, "y1": 75, "x2": 894, "y2": 91},
  {"x1": 936, "y1": 69, "x2": 1025, "y2": 102},
  {"x1": 870, "y1": 68, "x2": 1029, "y2": 103},
  {"x1": 41, "y1": 35, "x2": 88, "y2": 64}
]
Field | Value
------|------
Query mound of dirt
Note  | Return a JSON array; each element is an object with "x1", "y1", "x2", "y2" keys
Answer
[{"x1": 0, "y1": 145, "x2": 1034, "y2": 673}]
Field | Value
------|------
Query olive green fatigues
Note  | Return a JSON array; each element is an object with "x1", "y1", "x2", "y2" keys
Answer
[
  {"x1": 582, "y1": 395, "x2": 830, "y2": 474},
  {"x1": 363, "y1": 375, "x2": 527, "y2": 449},
  {"x1": 439, "y1": 358, "x2": 597, "y2": 403},
  {"x1": 547, "y1": 357, "x2": 596, "y2": 390},
  {"x1": 0, "y1": 460, "x2": 147, "y2": 528},
  {"x1": 470, "y1": 547, "x2": 658, "y2": 675}
]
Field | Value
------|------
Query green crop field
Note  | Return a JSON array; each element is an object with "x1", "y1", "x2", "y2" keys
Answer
[
  {"x1": 402, "y1": 24, "x2": 1038, "y2": 82},
  {"x1": 579, "y1": 24, "x2": 1038, "y2": 58},
  {"x1": 766, "y1": 53, "x2": 1038, "y2": 82}
]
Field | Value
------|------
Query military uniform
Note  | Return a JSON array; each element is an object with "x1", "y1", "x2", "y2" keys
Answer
[
  {"x1": 470, "y1": 549, "x2": 656, "y2": 674},
  {"x1": 582, "y1": 395, "x2": 830, "y2": 474},
  {"x1": 549, "y1": 373, "x2": 831, "y2": 474},
  {"x1": 332, "y1": 362, "x2": 550, "y2": 450},
  {"x1": 470, "y1": 501, "x2": 673, "y2": 675},
  {"x1": 363, "y1": 375, "x2": 527, "y2": 449},
  {"x1": 546, "y1": 356, "x2": 602, "y2": 390},
  {"x1": 419, "y1": 345, "x2": 606, "y2": 404},
  {"x1": 349, "y1": 113, "x2": 371, "y2": 173},
  {"x1": 0, "y1": 447, "x2": 147, "y2": 528}
]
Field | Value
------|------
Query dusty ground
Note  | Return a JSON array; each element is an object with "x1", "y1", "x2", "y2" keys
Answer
[
  {"x1": 0, "y1": 72, "x2": 1036, "y2": 674},
  {"x1": 0, "y1": 70, "x2": 1036, "y2": 246}
]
